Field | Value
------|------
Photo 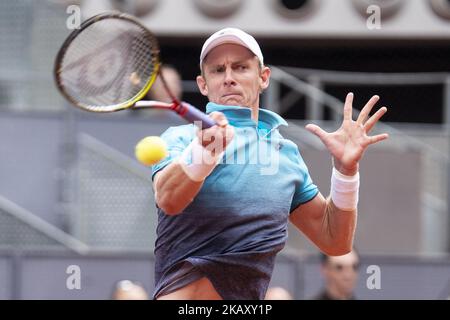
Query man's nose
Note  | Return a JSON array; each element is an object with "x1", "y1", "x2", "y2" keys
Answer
[{"x1": 223, "y1": 68, "x2": 236, "y2": 86}]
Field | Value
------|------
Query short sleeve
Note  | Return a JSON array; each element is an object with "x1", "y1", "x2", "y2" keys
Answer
[
  {"x1": 151, "y1": 125, "x2": 195, "y2": 181},
  {"x1": 290, "y1": 149, "x2": 319, "y2": 212}
]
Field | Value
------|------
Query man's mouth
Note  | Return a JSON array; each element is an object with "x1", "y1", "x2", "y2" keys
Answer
[{"x1": 222, "y1": 93, "x2": 241, "y2": 98}]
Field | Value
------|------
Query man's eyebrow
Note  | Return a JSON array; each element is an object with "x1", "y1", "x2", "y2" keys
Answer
[
  {"x1": 206, "y1": 58, "x2": 252, "y2": 70},
  {"x1": 231, "y1": 59, "x2": 251, "y2": 66},
  {"x1": 207, "y1": 63, "x2": 225, "y2": 70}
]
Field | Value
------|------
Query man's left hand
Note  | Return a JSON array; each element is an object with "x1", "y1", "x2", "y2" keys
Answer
[{"x1": 305, "y1": 93, "x2": 389, "y2": 176}]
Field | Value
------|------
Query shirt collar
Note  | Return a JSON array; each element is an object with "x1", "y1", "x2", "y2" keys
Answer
[{"x1": 205, "y1": 102, "x2": 288, "y2": 129}]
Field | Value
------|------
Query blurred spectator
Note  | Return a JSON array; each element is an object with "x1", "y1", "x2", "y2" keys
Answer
[
  {"x1": 147, "y1": 65, "x2": 183, "y2": 103},
  {"x1": 112, "y1": 280, "x2": 149, "y2": 300},
  {"x1": 312, "y1": 249, "x2": 360, "y2": 300},
  {"x1": 132, "y1": 65, "x2": 183, "y2": 119},
  {"x1": 265, "y1": 286, "x2": 293, "y2": 300}
]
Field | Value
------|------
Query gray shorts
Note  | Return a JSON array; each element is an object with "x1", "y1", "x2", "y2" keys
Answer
[{"x1": 154, "y1": 261, "x2": 204, "y2": 299}]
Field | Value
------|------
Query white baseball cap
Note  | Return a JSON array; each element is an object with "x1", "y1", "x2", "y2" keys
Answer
[{"x1": 199, "y1": 27, "x2": 264, "y2": 67}]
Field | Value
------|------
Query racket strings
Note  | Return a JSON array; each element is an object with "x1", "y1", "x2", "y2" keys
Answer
[
  {"x1": 58, "y1": 18, "x2": 158, "y2": 111},
  {"x1": 62, "y1": 22, "x2": 129, "y2": 104}
]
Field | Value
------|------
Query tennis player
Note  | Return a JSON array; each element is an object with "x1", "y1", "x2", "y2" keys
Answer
[{"x1": 151, "y1": 28, "x2": 388, "y2": 300}]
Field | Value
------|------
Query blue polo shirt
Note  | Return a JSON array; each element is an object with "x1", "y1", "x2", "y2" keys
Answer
[{"x1": 151, "y1": 103, "x2": 319, "y2": 299}]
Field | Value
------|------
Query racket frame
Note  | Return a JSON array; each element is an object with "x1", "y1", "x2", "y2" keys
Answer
[
  {"x1": 54, "y1": 12, "x2": 161, "y2": 113},
  {"x1": 54, "y1": 12, "x2": 216, "y2": 129}
]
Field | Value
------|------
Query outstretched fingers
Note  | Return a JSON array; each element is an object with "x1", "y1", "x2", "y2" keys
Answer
[
  {"x1": 357, "y1": 95, "x2": 379, "y2": 124},
  {"x1": 364, "y1": 107, "x2": 388, "y2": 133},
  {"x1": 305, "y1": 124, "x2": 329, "y2": 143},
  {"x1": 367, "y1": 133, "x2": 389, "y2": 146},
  {"x1": 343, "y1": 92, "x2": 354, "y2": 121}
]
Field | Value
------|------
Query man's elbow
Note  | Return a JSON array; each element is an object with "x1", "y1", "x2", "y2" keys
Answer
[
  {"x1": 320, "y1": 243, "x2": 352, "y2": 257},
  {"x1": 157, "y1": 200, "x2": 182, "y2": 216},
  {"x1": 156, "y1": 194, "x2": 187, "y2": 216},
  {"x1": 161, "y1": 205, "x2": 183, "y2": 216}
]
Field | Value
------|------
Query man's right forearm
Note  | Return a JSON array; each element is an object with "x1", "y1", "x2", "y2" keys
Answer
[
  {"x1": 154, "y1": 161, "x2": 204, "y2": 215},
  {"x1": 154, "y1": 111, "x2": 233, "y2": 215}
]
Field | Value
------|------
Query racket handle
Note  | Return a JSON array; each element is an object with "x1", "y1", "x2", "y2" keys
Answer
[{"x1": 179, "y1": 102, "x2": 217, "y2": 129}]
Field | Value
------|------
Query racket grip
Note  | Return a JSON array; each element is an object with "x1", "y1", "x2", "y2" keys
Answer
[{"x1": 179, "y1": 102, "x2": 217, "y2": 129}]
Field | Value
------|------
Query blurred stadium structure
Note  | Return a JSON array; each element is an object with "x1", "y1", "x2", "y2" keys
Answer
[{"x1": 0, "y1": 0, "x2": 450, "y2": 299}]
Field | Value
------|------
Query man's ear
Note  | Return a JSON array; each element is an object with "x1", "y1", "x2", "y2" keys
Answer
[
  {"x1": 196, "y1": 75, "x2": 208, "y2": 96},
  {"x1": 259, "y1": 66, "x2": 271, "y2": 92}
]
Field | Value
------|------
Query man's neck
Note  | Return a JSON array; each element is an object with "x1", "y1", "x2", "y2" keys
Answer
[{"x1": 250, "y1": 106, "x2": 259, "y2": 122}]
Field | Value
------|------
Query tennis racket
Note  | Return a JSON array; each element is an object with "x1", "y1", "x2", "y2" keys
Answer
[{"x1": 54, "y1": 12, "x2": 215, "y2": 129}]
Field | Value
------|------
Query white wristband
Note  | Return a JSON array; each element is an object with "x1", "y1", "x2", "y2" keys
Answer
[
  {"x1": 330, "y1": 167, "x2": 360, "y2": 211},
  {"x1": 178, "y1": 138, "x2": 223, "y2": 182}
]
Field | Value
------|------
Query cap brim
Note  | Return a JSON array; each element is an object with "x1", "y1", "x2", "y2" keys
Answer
[{"x1": 200, "y1": 35, "x2": 250, "y2": 62}]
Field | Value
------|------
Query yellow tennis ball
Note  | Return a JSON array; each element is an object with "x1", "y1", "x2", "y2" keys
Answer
[{"x1": 135, "y1": 136, "x2": 168, "y2": 166}]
